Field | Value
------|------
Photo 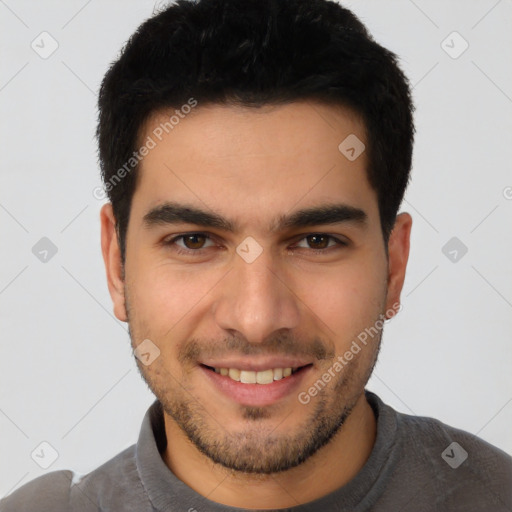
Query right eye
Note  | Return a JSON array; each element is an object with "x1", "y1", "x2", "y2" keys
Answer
[{"x1": 163, "y1": 233, "x2": 216, "y2": 255}]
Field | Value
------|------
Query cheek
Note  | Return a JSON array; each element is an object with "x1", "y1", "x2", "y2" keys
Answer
[
  {"x1": 294, "y1": 257, "x2": 386, "y2": 339},
  {"x1": 126, "y1": 258, "x2": 221, "y2": 332},
  {"x1": 133, "y1": 273, "x2": 185, "y2": 320}
]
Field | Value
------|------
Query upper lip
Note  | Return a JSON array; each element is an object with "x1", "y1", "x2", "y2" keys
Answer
[{"x1": 200, "y1": 358, "x2": 313, "y2": 372}]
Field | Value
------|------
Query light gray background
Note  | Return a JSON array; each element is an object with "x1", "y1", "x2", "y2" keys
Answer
[{"x1": 1, "y1": 0, "x2": 511, "y2": 498}]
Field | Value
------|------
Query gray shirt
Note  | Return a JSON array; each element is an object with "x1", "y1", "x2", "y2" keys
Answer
[{"x1": 2, "y1": 391, "x2": 511, "y2": 511}]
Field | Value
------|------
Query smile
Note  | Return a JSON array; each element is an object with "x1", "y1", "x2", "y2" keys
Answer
[
  {"x1": 205, "y1": 366, "x2": 304, "y2": 385},
  {"x1": 200, "y1": 364, "x2": 313, "y2": 406}
]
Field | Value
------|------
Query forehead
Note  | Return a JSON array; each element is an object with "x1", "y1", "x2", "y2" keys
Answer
[{"x1": 131, "y1": 101, "x2": 379, "y2": 232}]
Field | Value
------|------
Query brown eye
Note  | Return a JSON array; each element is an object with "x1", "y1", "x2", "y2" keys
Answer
[
  {"x1": 163, "y1": 233, "x2": 216, "y2": 253},
  {"x1": 181, "y1": 234, "x2": 208, "y2": 249},
  {"x1": 306, "y1": 234, "x2": 330, "y2": 249},
  {"x1": 294, "y1": 234, "x2": 347, "y2": 251}
]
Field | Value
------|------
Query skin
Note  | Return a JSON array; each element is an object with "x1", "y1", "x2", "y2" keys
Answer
[{"x1": 101, "y1": 101, "x2": 412, "y2": 509}]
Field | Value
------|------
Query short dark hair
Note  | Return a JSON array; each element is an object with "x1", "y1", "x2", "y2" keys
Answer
[{"x1": 97, "y1": 0, "x2": 414, "y2": 262}]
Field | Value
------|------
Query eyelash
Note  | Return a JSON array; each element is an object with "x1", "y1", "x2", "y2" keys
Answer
[{"x1": 163, "y1": 232, "x2": 348, "y2": 256}]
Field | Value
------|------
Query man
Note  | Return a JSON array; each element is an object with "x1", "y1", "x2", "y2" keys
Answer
[{"x1": 2, "y1": 0, "x2": 510, "y2": 510}]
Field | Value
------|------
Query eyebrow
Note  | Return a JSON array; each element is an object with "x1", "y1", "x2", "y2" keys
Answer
[{"x1": 142, "y1": 201, "x2": 368, "y2": 233}]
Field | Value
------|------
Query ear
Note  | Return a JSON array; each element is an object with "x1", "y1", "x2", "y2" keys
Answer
[
  {"x1": 384, "y1": 212, "x2": 412, "y2": 318},
  {"x1": 100, "y1": 203, "x2": 128, "y2": 322}
]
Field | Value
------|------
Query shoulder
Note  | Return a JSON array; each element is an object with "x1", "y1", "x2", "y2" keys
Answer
[
  {"x1": 397, "y1": 409, "x2": 511, "y2": 468},
  {"x1": 71, "y1": 444, "x2": 142, "y2": 498},
  {"x1": 0, "y1": 445, "x2": 140, "y2": 512},
  {"x1": 0, "y1": 470, "x2": 73, "y2": 512},
  {"x1": 394, "y1": 408, "x2": 512, "y2": 508}
]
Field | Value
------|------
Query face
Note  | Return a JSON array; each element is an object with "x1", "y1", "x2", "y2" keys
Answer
[{"x1": 102, "y1": 101, "x2": 410, "y2": 474}]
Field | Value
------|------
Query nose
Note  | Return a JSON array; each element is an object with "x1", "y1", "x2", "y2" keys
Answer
[{"x1": 212, "y1": 247, "x2": 301, "y2": 344}]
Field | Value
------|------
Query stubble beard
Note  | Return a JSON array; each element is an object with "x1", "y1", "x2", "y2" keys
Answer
[
  {"x1": 125, "y1": 290, "x2": 383, "y2": 475},
  {"x1": 130, "y1": 336, "x2": 381, "y2": 475}
]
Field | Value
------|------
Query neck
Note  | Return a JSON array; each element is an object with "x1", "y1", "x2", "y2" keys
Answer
[{"x1": 162, "y1": 391, "x2": 377, "y2": 509}]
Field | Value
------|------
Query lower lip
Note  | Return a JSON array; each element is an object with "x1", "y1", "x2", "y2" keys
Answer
[{"x1": 199, "y1": 365, "x2": 312, "y2": 407}]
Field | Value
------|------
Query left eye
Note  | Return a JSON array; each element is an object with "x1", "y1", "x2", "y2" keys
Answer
[
  {"x1": 294, "y1": 234, "x2": 345, "y2": 250},
  {"x1": 172, "y1": 234, "x2": 215, "y2": 250}
]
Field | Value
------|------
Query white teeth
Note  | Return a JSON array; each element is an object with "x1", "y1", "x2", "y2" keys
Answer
[
  {"x1": 212, "y1": 367, "x2": 296, "y2": 384},
  {"x1": 273, "y1": 368, "x2": 283, "y2": 380},
  {"x1": 228, "y1": 368, "x2": 240, "y2": 381},
  {"x1": 240, "y1": 370, "x2": 256, "y2": 384},
  {"x1": 256, "y1": 369, "x2": 274, "y2": 384}
]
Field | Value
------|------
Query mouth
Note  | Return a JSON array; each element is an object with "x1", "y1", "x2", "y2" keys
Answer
[
  {"x1": 199, "y1": 363, "x2": 313, "y2": 407},
  {"x1": 201, "y1": 364, "x2": 310, "y2": 384}
]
